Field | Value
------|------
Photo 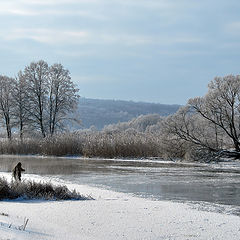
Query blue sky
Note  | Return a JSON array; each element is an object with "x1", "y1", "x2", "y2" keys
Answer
[{"x1": 1, "y1": 0, "x2": 240, "y2": 104}]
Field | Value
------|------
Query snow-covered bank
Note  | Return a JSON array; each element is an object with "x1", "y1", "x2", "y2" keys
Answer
[{"x1": 0, "y1": 173, "x2": 240, "y2": 240}]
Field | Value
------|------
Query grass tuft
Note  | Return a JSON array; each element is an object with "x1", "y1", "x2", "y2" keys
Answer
[{"x1": 0, "y1": 177, "x2": 92, "y2": 201}]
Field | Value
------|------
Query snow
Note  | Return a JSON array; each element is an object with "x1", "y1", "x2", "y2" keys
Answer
[{"x1": 0, "y1": 172, "x2": 240, "y2": 240}]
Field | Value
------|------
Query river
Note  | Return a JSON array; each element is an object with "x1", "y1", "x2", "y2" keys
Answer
[{"x1": 1, "y1": 155, "x2": 240, "y2": 214}]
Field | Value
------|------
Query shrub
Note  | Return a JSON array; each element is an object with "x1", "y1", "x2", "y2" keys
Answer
[
  {"x1": 0, "y1": 127, "x2": 189, "y2": 159},
  {"x1": 0, "y1": 177, "x2": 91, "y2": 201}
]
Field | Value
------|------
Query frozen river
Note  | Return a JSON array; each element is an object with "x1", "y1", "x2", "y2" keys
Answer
[{"x1": 1, "y1": 155, "x2": 240, "y2": 214}]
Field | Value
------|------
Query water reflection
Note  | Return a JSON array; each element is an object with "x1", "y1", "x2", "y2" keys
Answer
[{"x1": 1, "y1": 155, "x2": 240, "y2": 211}]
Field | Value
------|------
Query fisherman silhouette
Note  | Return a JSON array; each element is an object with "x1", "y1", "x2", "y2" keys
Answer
[{"x1": 12, "y1": 162, "x2": 25, "y2": 181}]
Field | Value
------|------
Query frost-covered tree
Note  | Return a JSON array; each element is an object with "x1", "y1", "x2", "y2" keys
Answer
[
  {"x1": 23, "y1": 60, "x2": 80, "y2": 137},
  {"x1": 0, "y1": 75, "x2": 15, "y2": 139},
  {"x1": 189, "y1": 75, "x2": 240, "y2": 152},
  {"x1": 48, "y1": 63, "x2": 79, "y2": 135},
  {"x1": 12, "y1": 71, "x2": 30, "y2": 140},
  {"x1": 103, "y1": 114, "x2": 163, "y2": 133},
  {"x1": 163, "y1": 106, "x2": 225, "y2": 152},
  {"x1": 24, "y1": 60, "x2": 49, "y2": 137}
]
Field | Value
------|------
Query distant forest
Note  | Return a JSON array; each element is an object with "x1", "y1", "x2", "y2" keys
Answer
[{"x1": 77, "y1": 98, "x2": 180, "y2": 129}]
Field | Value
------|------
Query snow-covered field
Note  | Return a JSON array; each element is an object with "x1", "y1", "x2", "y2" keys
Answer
[{"x1": 0, "y1": 172, "x2": 240, "y2": 240}]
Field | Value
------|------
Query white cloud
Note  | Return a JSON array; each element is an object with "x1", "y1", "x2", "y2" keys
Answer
[
  {"x1": 0, "y1": 2, "x2": 33, "y2": 16},
  {"x1": 2, "y1": 28, "x2": 89, "y2": 44},
  {"x1": 0, "y1": 26, "x2": 203, "y2": 47},
  {"x1": 0, "y1": 0, "x2": 106, "y2": 19},
  {"x1": 0, "y1": 0, "x2": 203, "y2": 49},
  {"x1": 0, "y1": 8, "x2": 104, "y2": 19},
  {"x1": 3, "y1": 28, "x2": 152, "y2": 46},
  {"x1": 20, "y1": 0, "x2": 173, "y2": 8},
  {"x1": 0, "y1": 0, "x2": 177, "y2": 17},
  {"x1": 21, "y1": 0, "x2": 98, "y2": 5}
]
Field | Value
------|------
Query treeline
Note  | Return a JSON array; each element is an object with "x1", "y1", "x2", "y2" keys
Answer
[{"x1": 0, "y1": 60, "x2": 80, "y2": 139}]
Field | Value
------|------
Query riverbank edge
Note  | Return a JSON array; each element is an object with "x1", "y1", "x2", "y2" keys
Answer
[{"x1": 0, "y1": 172, "x2": 239, "y2": 240}]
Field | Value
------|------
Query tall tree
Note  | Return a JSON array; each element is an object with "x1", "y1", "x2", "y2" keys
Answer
[
  {"x1": 12, "y1": 71, "x2": 30, "y2": 140},
  {"x1": 24, "y1": 60, "x2": 49, "y2": 137},
  {"x1": 23, "y1": 60, "x2": 80, "y2": 137},
  {"x1": 48, "y1": 63, "x2": 80, "y2": 135},
  {"x1": 188, "y1": 75, "x2": 240, "y2": 152},
  {"x1": 0, "y1": 75, "x2": 15, "y2": 139}
]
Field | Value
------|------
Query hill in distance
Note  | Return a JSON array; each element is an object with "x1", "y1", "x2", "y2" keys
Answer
[{"x1": 77, "y1": 98, "x2": 180, "y2": 129}]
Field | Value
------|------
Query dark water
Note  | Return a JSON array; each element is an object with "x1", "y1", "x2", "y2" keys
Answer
[{"x1": 1, "y1": 155, "x2": 240, "y2": 211}]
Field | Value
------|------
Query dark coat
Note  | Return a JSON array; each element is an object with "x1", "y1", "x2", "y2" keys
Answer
[{"x1": 12, "y1": 162, "x2": 25, "y2": 181}]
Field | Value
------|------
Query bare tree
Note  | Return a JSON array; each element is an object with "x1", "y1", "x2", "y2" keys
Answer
[
  {"x1": 22, "y1": 60, "x2": 80, "y2": 137},
  {"x1": 188, "y1": 75, "x2": 240, "y2": 152},
  {"x1": 12, "y1": 71, "x2": 30, "y2": 140},
  {"x1": 24, "y1": 60, "x2": 49, "y2": 137},
  {"x1": 0, "y1": 75, "x2": 15, "y2": 139},
  {"x1": 163, "y1": 106, "x2": 223, "y2": 152},
  {"x1": 0, "y1": 60, "x2": 80, "y2": 139},
  {"x1": 48, "y1": 63, "x2": 80, "y2": 135}
]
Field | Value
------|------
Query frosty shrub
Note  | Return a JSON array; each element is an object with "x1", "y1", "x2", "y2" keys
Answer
[
  {"x1": 0, "y1": 138, "x2": 41, "y2": 155},
  {"x1": 103, "y1": 114, "x2": 163, "y2": 133},
  {"x1": 82, "y1": 130, "x2": 163, "y2": 158},
  {"x1": 0, "y1": 114, "x2": 166, "y2": 158},
  {"x1": 40, "y1": 132, "x2": 84, "y2": 156},
  {"x1": 0, "y1": 113, "x2": 188, "y2": 159},
  {"x1": 0, "y1": 177, "x2": 91, "y2": 200},
  {"x1": 0, "y1": 133, "x2": 85, "y2": 156}
]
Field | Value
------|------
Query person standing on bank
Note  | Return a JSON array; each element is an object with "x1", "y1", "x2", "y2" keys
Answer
[{"x1": 12, "y1": 162, "x2": 25, "y2": 181}]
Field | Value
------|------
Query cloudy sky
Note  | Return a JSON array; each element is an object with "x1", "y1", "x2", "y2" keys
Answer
[{"x1": 0, "y1": 0, "x2": 240, "y2": 104}]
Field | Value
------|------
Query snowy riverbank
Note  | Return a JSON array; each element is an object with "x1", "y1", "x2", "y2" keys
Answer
[{"x1": 0, "y1": 172, "x2": 240, "y2": 240}]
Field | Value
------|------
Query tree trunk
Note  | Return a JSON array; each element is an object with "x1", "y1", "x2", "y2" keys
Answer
[
  {"x1": 233, "y1": 139, "x2": 240, "y2": 152},
  {"x1": 6, "y1": 122, "x2": 11, "y2": 140}
]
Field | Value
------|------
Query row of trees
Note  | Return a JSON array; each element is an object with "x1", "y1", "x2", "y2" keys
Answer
[
  {"x1": 0, "y1": 60, "x2": 80, "y2": 140},
  {"x1": 0, "y1": 70, "x2": 239, "y2": 161}
]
